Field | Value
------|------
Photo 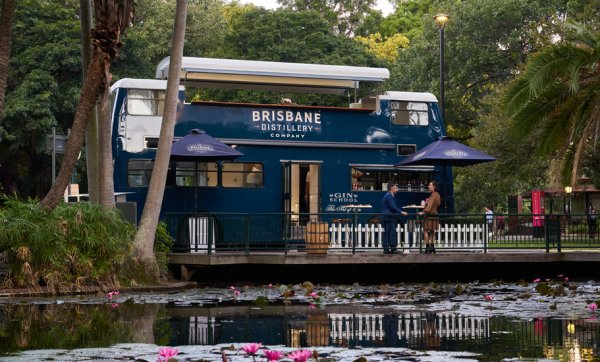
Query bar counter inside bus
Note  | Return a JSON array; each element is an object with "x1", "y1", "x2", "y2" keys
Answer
[{"x1": 191, "y1": 100, "x2": 373, "y2": 112}]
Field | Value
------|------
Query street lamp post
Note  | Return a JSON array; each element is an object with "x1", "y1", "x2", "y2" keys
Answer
[
  {"x1": 434, "y1": 13, "x2": 449, "y2": 122},
  {"x1": 565, "y1": 185, "x2": 572, "y2": 229}
]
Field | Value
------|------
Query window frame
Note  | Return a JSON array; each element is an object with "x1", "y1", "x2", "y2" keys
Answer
[{"x1": 221, "y1": 162, "x2": 264, "y2": 188}]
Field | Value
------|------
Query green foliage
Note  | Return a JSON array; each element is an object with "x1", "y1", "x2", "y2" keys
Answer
[
  {"x1": 0, "y1": 303, "x2": 168, "y2": 354},
  {"x1": 202, "y1": 7, "x2": 383, "y2": 104},
  {"x1": 154, "y1": 221, "x2": 175, "y2": 279},
  {"x1": 277, "y1": 0, "x2": 376, "y2": 36},
  {"x1": 114, "y1": 0, "x2": 228, "y2": 79},
  {"x1": 1, "y1": 0, "x2": 83, "y2": 198},
  {"x1": 388, "y1": 0, "x2": 572, "y2": 133},
  {"x1": 0, "y1": 197, "x2": 135, "y2": 290},
  {"x1": 454, "y1": 87, "x2": 549, "y2": 212},
  {"x1": 504, "y1": 21, "x2": 600, "y2": 186},
  {"x1": 357, "y1": 0, "x2": 433, "y2": 39},
  {"x1": 355, "y1": 33, "x2": 410, "y2": 63}
]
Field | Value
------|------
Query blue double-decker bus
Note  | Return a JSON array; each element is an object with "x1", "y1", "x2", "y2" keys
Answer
[{"x1": 110, "y1": 57, "x2": 452, "y2": 247}]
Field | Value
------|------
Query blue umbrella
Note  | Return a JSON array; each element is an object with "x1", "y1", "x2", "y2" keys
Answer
[
  {"x1": 171, "y1": 129, "x2": 243, "y2": 210},
  {"x1": 395, "y1": 136, "x2": 496, "y2": 211},
  {"x1": 171, "y1": 129, "x2": 243, "y2": 160},
  {"x1": 394, "y1": 136, "x2": 496, "y2": 167}
]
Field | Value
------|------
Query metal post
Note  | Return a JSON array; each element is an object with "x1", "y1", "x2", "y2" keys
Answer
[
  {"x1": 439, "y1": 26, "x2": 445, "y2": 122},
  {"x1": 434, "y1": 13, "x2": 448, "y2": 122}
]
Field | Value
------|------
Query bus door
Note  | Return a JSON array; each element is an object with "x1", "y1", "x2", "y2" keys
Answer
[{"x1": 281, "y1": 161, "x2": 321, "y2": 239}]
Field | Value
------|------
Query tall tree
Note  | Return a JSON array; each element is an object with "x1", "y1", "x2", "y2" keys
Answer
[
  {"x1": 41, "y1": 0, "x2": 134, "y2": 209},
  {"x1": 504, "y1": 22, "x2": 600, "y2": 187},
  {"x1": 133, "y1": 0, "x2": 188, "y2": 280},
  {"x1": 80, "y1": 0, "x2": 100, "y2": 204},
  {"x1": 0, "y1": 0, "x2": 16, "y2": 116}
]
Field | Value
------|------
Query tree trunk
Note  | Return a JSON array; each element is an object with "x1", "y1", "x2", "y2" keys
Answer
[
  {"x1": 0, "y1": 0, "x2": 16, "y2": 116},
  {"x1": 80, "y1": 0, "x2": 101, "y2": 204},
  {"x1": 98, "y1": 88, "x2": 115, "y2": 208},
  {"x1": 133, "y1": 0, "x2": 188, "y2": 280},
  {"x1": 40, "y1": 50, "x2": 108, "y2": 209}
]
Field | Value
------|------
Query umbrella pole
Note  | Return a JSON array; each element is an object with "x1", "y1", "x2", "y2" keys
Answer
[{"x1": 194, "y1": 162, "x2": 198, "y2": 211}]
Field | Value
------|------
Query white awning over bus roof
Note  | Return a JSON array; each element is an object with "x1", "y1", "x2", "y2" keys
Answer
[
  {"x1": 379, "y1": 91, "x2": 438, "y2": 103},
  {"x1": 155, "y1": 57, "x2": 390, "y2": 94},
  {"x1": 110, "y1": 78, "x2": 185, "y2": 92}
]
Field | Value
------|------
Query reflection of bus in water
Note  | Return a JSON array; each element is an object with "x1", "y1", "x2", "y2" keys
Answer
[
  {"x1": 170, "y1": 307, "x2": 491, "y2": 348},
  {"x1": 170, "y1": 306, "x2": 600, "y2": 359},
  {"x1": 110, "y1": 57, "x2": 453, "y2": 224}
]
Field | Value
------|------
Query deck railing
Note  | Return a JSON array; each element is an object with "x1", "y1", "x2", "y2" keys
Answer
[{"x1": 163, "y1": 212, "x2": 599, "y2": 254}]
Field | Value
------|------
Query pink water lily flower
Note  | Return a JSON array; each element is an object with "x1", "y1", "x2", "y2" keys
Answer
[
  {"x1": 588, "y1": 303, "x2": 598, "y2": 313},
  {"x1": 157, "y1": 347, "x2": 179, "y2": 362},
  {"x1": 288, "y1": 349, "x2": 312, "y2": 362},
  {"x1": 263, "y1": 350, "x2": 284, "y2": 361},
  {"x1": 564, "y1": 277, "x2": 569, "y2": 282},
  {"x1": 533, "y1": 278, "x2": 541, "y2": 283},
  {"x1": 107, "y1": 291, "x2": 120, "y2": 300},
  {"x1": 241, "y1": 342, "x2": 262, "y2": 356},
  {"x1": 310, "y1": 292, "x2": 319, "y2": 298},
  {"x1": 484, "y1": 295, "x2": 494, "y2": 302}
]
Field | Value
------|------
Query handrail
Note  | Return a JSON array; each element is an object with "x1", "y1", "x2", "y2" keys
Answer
[{"x1": 163, "y1": 212, "x2": 599, "y2": 254}]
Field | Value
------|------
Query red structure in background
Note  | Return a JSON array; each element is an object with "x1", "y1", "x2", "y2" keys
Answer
[{"x1": 532, "y1": 190, "x2": 545, "y2": 227}]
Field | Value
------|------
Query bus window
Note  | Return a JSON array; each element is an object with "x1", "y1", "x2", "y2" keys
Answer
[
  {"x1": 222, "y1": 162, "x2": 263, "y2": 188},
  {"x1": 127, "y1": 89, "x2": 166, "y2": 115},
  {"x1": 391, "y1": 101, "x2": 429, "y2": 126},
  {"x1": 351, "y1": 166, "x2": 434, "y2": 191},
  {"x1": 127, "y1": 159, "x2": 154, "y2": 187},
  {"x1": 175, "y1": 161, "x2": 217, "y2": 187}
]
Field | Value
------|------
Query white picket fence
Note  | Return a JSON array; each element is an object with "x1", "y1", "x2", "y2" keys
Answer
[
  {"x1": 185, "y1": 216, "x2": 487, "y2": 253},
  {"x1": 329, "y1": 312, "x2": 489, "y2": 343},
  {"x1": 328, "y1": 222, "x2": 486, "y2": 252}
]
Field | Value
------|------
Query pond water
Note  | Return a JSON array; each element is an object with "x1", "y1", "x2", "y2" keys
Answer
[{"x1": 1, "y1": 280, "x2": 599, "y2": 361}]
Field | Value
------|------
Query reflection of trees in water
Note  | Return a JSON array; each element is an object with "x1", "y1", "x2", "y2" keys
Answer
[
  {"x1": 0, "y1": 303, "x2": 169, "y2": 354},
  {"x1": 2, "y1": 302, "x2": 600, "y2": 360}
]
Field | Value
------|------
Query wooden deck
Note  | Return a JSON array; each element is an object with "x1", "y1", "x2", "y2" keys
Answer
[{"x1": 169, "y1": 250, "x2": 600, "y2": 283}]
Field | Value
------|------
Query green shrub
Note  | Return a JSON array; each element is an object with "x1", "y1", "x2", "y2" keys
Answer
[
  {"x1": 566, "y1": 223, "x2": 587, "y2": 234},
  {"x1": 154, "y1": 221, "x2": 174, "y2": 279},
  {"x1": 0, "y1": 197, "x2": 135, "y2": 291}
]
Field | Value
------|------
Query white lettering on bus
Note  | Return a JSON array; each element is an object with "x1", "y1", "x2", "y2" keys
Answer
[{"x1": 252, "y1": 110, "x2": 321, "y2": 124}]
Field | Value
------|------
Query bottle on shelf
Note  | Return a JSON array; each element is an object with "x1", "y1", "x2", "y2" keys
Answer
[
  {"x1": 407, "y1": 181, "x2": 412, "y2": 192},
  {"x1": 419, "y1": 181, "x2": 425, "y2": 191}
]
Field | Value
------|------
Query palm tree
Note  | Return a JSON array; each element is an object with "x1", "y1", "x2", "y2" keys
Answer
[
  {"x1": 133, "y1": 0, "x2": 188, "y2": 280},
  {"x1": 41, "y1": 0, "x2": 134, "y2": 209},
  {"x1": 504, "y1": 22, "x2": 600, "y2": 187}
]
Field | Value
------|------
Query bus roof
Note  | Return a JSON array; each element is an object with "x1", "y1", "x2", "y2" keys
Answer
[
  {"x1": 155, "y1": 57, "x2": 390, "y2": 94},
  {"x1": 110, "y1": 78, "x2": 185, "y2": 92},
  {"x1": 380, "y1": 91, "x2": 438, "y2": 103}
]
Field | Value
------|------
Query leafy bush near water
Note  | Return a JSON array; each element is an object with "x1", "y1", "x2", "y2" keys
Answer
[{"x1": 0, "y1": 197, "x2": 136, "y2": 290}]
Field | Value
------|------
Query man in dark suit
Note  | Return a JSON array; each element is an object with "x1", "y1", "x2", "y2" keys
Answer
[{"x1": 381, "y1": 184, "x2": 408, "y2": 254}]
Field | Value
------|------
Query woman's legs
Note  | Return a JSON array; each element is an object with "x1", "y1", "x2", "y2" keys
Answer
[{"x1": 423, "y1": 229, "x2": 434, "y2": 253}]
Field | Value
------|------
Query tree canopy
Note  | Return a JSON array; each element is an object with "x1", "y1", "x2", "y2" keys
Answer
[{"x1": 1, "y1": 0, "x2": 600, "y2": 209}]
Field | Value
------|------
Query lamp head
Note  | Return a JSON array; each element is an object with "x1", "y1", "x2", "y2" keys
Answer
[
  {"x1": 434, "y1": 13, "x2": 449, "y2": 28},
  {"x1": 565, "y1": 186, "x2": 572, "y2": 194}
]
